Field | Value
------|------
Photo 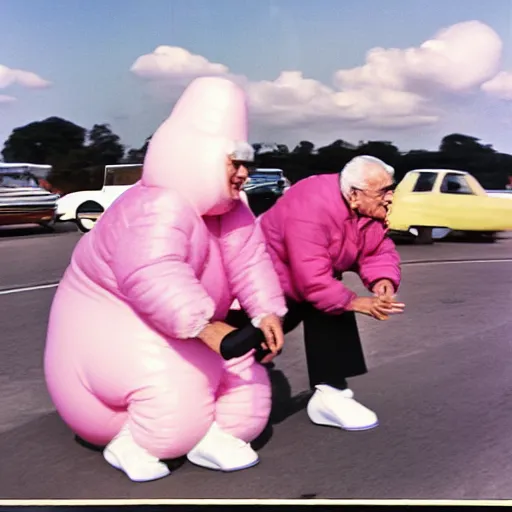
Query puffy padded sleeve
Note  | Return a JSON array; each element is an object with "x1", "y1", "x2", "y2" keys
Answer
[
  {"x1": 219, "y1": 201, "x2": 287, "y2": 324},
  {"x1": 356, "y1": 227, "x2": 401, "y2": 292},
  {"x1": 282, "y1": 215, "x2": 357, "y2": 315},
  {"x1": 111, "y1": 193, "x2": 215, "y2": 340}
]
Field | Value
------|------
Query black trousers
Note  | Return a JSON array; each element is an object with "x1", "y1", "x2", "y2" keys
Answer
[{"x1": 225, "y1": 298, "x2": 368, "y2": 391}]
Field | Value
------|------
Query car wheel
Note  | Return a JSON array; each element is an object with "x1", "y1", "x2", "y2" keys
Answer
[
  {"x1": 478, "y1": 231, "x2": 498, "y2": 243},
  {"x1": 76, "y1": 201, "x2": 104, "y2": 233},
  {"x1": 414, "y1": 226, "x2": 434, "y2": 245},
  {"x1": 38, "y1": 211, "x2": 57, "y2": 233},
  {"x1": 39, "y1": 220, "x2": 56, "y2": 233}
]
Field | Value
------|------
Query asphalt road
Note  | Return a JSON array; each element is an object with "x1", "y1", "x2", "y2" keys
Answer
[{"x1": 0, "y1": 224, "x2": 511, "y2": 501}]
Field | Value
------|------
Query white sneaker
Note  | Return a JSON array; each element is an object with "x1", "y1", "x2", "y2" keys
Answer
[
  {"x1": 187, "y1": 422, "x2": 259, "y2": 471},
  {"x1": 307, "y1": 384, "x2": 379, "y2": 431},
  {"x1": 103, "y1": 424, "x2": 171, "y2": 482}
]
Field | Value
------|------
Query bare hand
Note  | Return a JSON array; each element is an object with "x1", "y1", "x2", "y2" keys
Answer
[
  {"x1": 372, "y1": 279, "x2": 395, "y2": 298},
  {"x1": 348, "y1": 295, "x2": 405, "y2": 321},
  {"x1": 258, "y1": 314, "x2": 285, "y2": 363},
  {"x1": 197, "y1": 321, "x2": 236, "y2": 354}
]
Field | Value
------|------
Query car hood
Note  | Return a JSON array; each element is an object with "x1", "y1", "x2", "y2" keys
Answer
[{"x1": 0, "y1": 187, "x2": 59, "y2": 202}]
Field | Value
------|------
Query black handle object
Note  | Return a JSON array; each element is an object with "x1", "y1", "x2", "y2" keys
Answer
[{"x1": 220, "y1": 324, "x2": 266, "y2": 360}]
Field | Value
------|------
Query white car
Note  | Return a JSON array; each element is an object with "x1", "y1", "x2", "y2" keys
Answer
[
  {"x1": 56, "y1": 164, "x2": 142, "y2": 232},
  {"x1": 57, "y1": 164, "x2": 289, "y2": 233}
]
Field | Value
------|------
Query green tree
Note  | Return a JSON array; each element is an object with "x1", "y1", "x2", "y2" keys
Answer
[
  {"x1": 1, "y1": 116, "x2": 86, "y2": 163},
  {"x1": 124, "y1": 136, "x2": 151, "y2": 163},
  {"x1": 82, "y1": 123, "x2": 125, "y2": 188},
  {"x1": 87, "y1": 124, "x2": 125, "y2": 165},
  {"x1": 292, "y1": 140, "x2": 315, "y2": 154},
  {"x1": 315, "y1": 139, "x2": 357, "y2": 172},
  {"x1": 439, "y1": 133, "x2": 496, "y2": 154},
  {"x1": 355, "y1": 140, "x2": 401, "y2": 164}
]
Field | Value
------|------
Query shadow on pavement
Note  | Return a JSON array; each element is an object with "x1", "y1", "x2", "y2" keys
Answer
[
  {"x1": 437, "y1": 232, "x2": 503, "y2": 244},
  {"x1": 252, "y1": 365, "x2": 312, "y2": 451}
]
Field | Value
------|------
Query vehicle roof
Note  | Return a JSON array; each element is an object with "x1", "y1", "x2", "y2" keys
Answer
[
  {"x1": 407, "y1": 168, "x2": 467, "y2": 175},
  {"x1": 105, "y1": 164, "x2": 142, "y2": 169},
  {"x1": 0, "y1": 163, "x2": 51, "y2": 169}
]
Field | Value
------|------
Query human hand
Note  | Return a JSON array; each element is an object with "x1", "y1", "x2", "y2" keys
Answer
[
  {"x1": 348, "y1": 295, "x2": 405, "y2": 321},
  {"x1": 258, "y1": 314, "x2": 285, "y2": 363},
  {"x1": 372, "y1": 279, "x2": 395, "y2": 298},
  {"x1": 197, "y1": 321, "x2": 236, "y2": 354}
]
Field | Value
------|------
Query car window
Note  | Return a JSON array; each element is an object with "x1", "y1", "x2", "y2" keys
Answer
[
  {"x1": 104, "y1": 165, "x2": 143, "y2": 186},
  {"x1": 412, "y1": 172, "x2": 438, "y2": 192},
  {"x1": 0, "y1": 173, "x2": 39, "y2": 188},
  {"x1": 440, "y1": 173, "x2": 474, "y2": 195}
]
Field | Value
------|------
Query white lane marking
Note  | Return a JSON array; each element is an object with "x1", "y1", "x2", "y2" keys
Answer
[
  {"x1": 0, "y1": 258, "x2": 510, "y2": 297},
  {"x1": 0, "y1": 283, "x2": 59, "y2": 296},
  {"x1": 402, "y1": 258, "x2": 512, "y2": 267}
]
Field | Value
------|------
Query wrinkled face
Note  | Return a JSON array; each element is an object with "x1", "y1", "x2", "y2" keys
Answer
[
  {"x1": 349, "y1": 167, "x2": 395, "y2": 223},
  {"x1": 226, "y1": 156, "x2": 254, "y2": 200}
]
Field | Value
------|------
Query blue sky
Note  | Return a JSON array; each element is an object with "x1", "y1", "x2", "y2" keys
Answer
[{"x1": 2, "y1": 0, "x2": 512, "y2": 156}]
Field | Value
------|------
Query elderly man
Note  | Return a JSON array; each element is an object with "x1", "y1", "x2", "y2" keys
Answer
[{"x1": 227, "y1": 155, "x2": 404, "y2": 432}]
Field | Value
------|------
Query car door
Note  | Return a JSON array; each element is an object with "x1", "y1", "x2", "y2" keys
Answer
[{"x1": 433, "y1": 172, "x2": 482, "y2": 230}]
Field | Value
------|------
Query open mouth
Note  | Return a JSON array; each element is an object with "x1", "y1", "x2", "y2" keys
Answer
[
  {"x1": 231, "y1": 180, "x2": 244, "y2": 191},
  {"x1": 230, "y1": 179, "x2": 246, "y2": 197}
]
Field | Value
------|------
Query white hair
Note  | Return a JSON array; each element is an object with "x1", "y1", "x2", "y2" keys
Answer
[
  {"x1": 226, "y1": 140, "x2": 255, "y2": 162},
  {"x1": 339, "y1": 155, "x2": 395, "y2": 200}
]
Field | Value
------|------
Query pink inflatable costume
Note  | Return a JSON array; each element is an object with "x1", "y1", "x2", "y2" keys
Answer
[{"x1": 44, "y1": 76, "x2": 287, "y2": 482}]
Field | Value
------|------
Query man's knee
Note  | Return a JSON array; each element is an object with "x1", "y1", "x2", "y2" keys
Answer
[{"x1": 128, "y1": 385, "x2": 215, "y2": 459}]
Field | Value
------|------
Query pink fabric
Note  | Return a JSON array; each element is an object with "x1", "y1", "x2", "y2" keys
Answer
[
  {"x1": 260, "y1": 173, "x2": 401, "y2": 314},
  {"x1": 44, "y1": 77, "x2": 286, "y2": 459}
]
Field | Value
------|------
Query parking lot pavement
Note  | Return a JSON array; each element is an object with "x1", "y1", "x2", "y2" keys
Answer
[{"x1": 0, "y1": 230, "x2": 511, "y2": 499}]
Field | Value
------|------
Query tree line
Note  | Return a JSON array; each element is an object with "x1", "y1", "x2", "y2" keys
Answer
[{"x1": 1, "y1": 116, "x2": 511, "y2": 194}]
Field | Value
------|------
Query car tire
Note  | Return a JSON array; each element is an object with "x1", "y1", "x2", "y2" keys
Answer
[
  {"x1": 76, "y1": 201, "x2": 104, "y2": 233},
  {"x1": 39, "y1": 221, "x2": 56, "y2": 233},
  {"x1": 38, "y1": 211, "x2": 57, "y2": 233},
  {"x1": 479, "y1": 231, "x2": 498, "y2": 243},
  {"x1": 415, "y1": 226, "x2": 434, "y2": 245}
]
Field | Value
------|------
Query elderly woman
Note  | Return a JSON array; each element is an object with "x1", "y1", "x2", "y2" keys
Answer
[
  {"x1": 44, "y1": 77, "x2": 287, "y2": 482},
  {"x1": 227, "y1": 155, "x2": 404, "y2": 432}
]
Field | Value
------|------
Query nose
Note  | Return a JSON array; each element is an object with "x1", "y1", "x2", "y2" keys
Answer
[
  {"x1": 383, "y1": 190, "x2": 394, "y2": 202},
  {"x1": 237, "y1": 164, "x2": 249, "y2": 180}
]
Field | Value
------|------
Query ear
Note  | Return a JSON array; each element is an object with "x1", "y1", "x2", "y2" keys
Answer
[{"x1": 348, "y1": 188, "x2": 359, "y2": 209}]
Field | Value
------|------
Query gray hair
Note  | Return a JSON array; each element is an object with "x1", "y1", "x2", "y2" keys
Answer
[
  {"x1": 226, "y1": 140, "x2": 255, "y2": 162},
  {"x1": 340, "y1": 155, "x2": 395, "y2": 200}
]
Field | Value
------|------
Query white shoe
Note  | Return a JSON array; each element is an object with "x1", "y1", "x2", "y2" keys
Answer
[
  {"x1": 103, "y1": 424, "x2": 171, "y2": 482},
  {"x1": 187, "y1": 422, "x2": 259, "y2": 472},
  {"x1": 307, "y1": 384, "x2": 379, "y2": 431}
]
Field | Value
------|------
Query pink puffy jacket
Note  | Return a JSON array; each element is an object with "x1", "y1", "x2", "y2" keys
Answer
[
  {"x1": 44, "y1": 77, "x2": 287, "y2": 460},
  {"x1": 260, "y1": 173, "x2": 401, "y2": 314}
]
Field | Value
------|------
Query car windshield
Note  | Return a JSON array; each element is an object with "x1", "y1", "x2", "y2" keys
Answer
[
  {"x1": 248, "y1": 171, "x2": 283, "y2": 182},
  {"x1": 0, "y1": 173, "x2": 39, "y2": 188}
]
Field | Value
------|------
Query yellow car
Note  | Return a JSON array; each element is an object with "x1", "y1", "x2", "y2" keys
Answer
[{"x1": 387, "y1": 169, "x2": 512, "y2": 244}]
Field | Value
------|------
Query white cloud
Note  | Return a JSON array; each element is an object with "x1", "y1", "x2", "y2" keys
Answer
[
  {"x1": 481, "y1": 71, "x2": 512, "y2": 100},
  {"x1": 130, "y1": 46, "x2": 228, "y2": 81},
  {"x1": 0, "y1": 64, "x2": 51, "y2": 89},
  {"x1": 335, "y1": 21, "x2": 502, "y2": 93},
  {"x1": 130, "y1": 20, "x2": 507, "y2": 132},
  {"x1": 246, "y1": 71, "x2": 439, "y2": 128}
]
